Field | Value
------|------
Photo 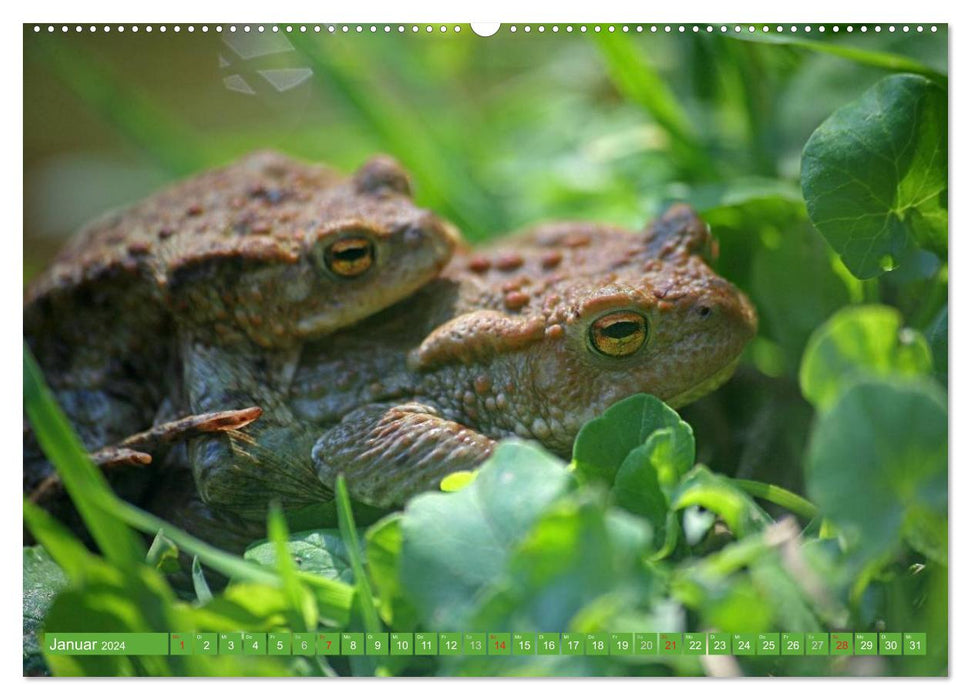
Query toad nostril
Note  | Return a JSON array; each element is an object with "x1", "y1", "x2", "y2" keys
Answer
[{"x1": 403, "y1": 224, "x2": 426, "y2": 248}]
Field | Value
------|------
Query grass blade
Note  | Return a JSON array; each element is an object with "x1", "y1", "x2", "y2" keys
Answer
[
  {"x1": 335, "y1": 476, "x2": 381, "y2": 634},
  {"x1": 732, "y1": 32, "x2": 946, "y2": 85},
  {"x1": 335, "y1": 475, "x2": 382, "y2": 674},
  {"x1": 24, "y1": 345, "x2": 354, "y2": 623},
  {"x1": 23, "y1": 498, "x2": 100, "y2": 582},
  {"x1": 100, "y1": 490, "x2": 355, "y2": 624},
  {"x1": 267, "y1": 504, "x2": 319, "y2": 630},
  {"x1": 593, "y1": 34, "x2": 708, "y2": 177},
  {"x1": 24, "y1": 346, "x2": 145, "y2": 567}
]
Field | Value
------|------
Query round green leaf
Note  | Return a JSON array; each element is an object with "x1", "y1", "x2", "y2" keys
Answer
[
  {"x1": 806, "y1": 378, "x2": 947, "y2": 564},
  {"x1": 801, "y1": 74, "x2": 947, "y2": 279},
  {"x1": 800, "y1": 305, "x2": 933, "y2": 410},
  {"x1": 399, "y1": 440, "x2": 570, "y2": 629},
  {"x1": 245, "y1": 530, "x2": 354, "y2": 584},
  {"x1": 573, "y1": 393, "x2": 694, "y2": 484}
]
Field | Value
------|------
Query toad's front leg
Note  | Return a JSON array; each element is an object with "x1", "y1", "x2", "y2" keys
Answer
[
  {"x1": 182, "y1": 339, "x2": 328, "y2": 519},
  {"x1": 27, "y1": 406, "x2": 264, "y2": 505},
  {"x1": 312, "y1": 402, "x2": 496, "y2": 508}
]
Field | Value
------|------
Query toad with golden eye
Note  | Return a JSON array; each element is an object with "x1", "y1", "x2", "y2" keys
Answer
[
  {"x1": 171, "y1": 204, "x2": 756, "y2": 529},
  {"x1": 24, "y1": 151, "x2": 459, "y2": 506}
]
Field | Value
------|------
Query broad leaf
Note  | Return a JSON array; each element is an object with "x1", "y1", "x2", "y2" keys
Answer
[
  {"x1": 469, "y1": 496, "x2": 651, "y2": 632},
  {"x1": 752, "y1": 226, "x2": 850, "y2": 370},
  {"x1": 801, "y1": 74, "x2": 947, "y2": 278},
  {"x1": 573, "y1": 393, "x2": 694, "y2": 484},
  {"x1": 399, "y1": 441, "x2": 570, "y2": 629},
  {"x1": 800, "y1": 305, "x2": 933, "y2": 410},
  {"x1": 246, "y1": 530, "x2": 354, "y2": 584},
  {"x1": 806, "y1": 378, "x2": 947, "y2": 564}
]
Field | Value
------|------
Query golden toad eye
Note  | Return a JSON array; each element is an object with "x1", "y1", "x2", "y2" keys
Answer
[
  {"x1": 589, "y1": 311, "x2": 648, "y2": 357},
  {"x1": 325, "y1": 236, "x2": 375, "y2": 277}
]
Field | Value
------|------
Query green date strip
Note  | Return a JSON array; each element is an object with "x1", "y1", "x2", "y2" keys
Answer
[{"x1": 43, "y1": 632, "x2": 926, "y2": 657}]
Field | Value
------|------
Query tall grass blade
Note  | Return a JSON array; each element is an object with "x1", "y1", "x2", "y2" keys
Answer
[
  {"x1": 594, "y1": 34, "x2": 708, "y2": 177},
  {"x1": 24, "y1": 346, "x2": 146, "y2": 567}
]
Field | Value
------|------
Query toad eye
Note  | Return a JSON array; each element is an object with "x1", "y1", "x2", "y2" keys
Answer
[
  {"x1": 589, "y1": 311, "x2": 648, "y2": 358},
  {"x1": 324, "y1": 235, "x2": 375, "y2": 277}
]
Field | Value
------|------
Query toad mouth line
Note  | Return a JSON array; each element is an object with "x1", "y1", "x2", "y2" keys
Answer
[{"x1": 666, "y1": 356, "x2": 741, "y2": 408}]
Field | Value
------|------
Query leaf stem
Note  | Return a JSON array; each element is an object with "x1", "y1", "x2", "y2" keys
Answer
[{"x1": 732, "y1": 478, "x2": 819, "y2": 521}]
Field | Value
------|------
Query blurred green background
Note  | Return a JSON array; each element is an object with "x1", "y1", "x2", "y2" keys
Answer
[{"x1": 24, "y1": 25, "x2": 946, "y2": 252}]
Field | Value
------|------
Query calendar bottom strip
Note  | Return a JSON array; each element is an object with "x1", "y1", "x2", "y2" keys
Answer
[{"x1": 44, "y1": 631, "x2": 927, "y2": 657}]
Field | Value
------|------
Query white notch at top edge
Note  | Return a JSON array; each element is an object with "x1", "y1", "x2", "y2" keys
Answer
[{"x1": 471, "y1": 23, "x2": 500, "y2": 37}]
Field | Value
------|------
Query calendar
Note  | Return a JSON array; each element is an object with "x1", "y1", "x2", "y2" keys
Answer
[{"x1": 22, "y1": 14, "x2": 950, "y2": 680}]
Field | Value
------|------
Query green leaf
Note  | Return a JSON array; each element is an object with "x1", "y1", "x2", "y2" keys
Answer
[
  {"x1": 806, "y1": 378, "x2": 947, "y2": 564},
  {"x1": 440, "y1": 470, "x2": 477, "y2": 492},
  {"x1": 801, "y1": 74, "x2": 947, "y2": 279},
  {"x1": 903, "y1": 508, "x2": 948, "y2": 567},
  {"x1": 671, "y1": 466, "x2": 772, "y2": 537},
  {"x1": 611, "y1": 441, "x2": 668, "y2": 533},
  {"x1": 925, "y1": 305, "x2": 948, "y2": 384},
  {"x1": 470, "y1": 495, "x2": 651, "y2": 633},
  {"x1": 40, "y1": 561, "x2": 181, "y2": 676},
  {"x1": 23, "y1": 498, "x2": 101, "y2": 583},
  {"x1": 245, "y1": 530, "x2": 354, "y2": 584},
  {"x1": 610, "y1": 426, "x2": 693, "y2": 549},
  {"x1": 145, "y1": 532, "x2": 181, "y2": 575},
  {"x1": 399, "y1": 440, "x2": 571, "y2": 628},
  {"x1": 573, "y1": 394, "x2": 694, "y2": 484},
  {"x1": 187, "y1": 582, "x2": 296, "y2": 631},
  {"x1": 697, "y1": 578, "x2": 776, "y2": 634},
  {"x1": 266, "y1": 506, "x2": 318, "y2": 632},
  {"x1": 800, "y1": 305, "x2": 933, "y2": 410},
  {"x1": 23, "y1": 546, "x2": 68, "y2": 675}
]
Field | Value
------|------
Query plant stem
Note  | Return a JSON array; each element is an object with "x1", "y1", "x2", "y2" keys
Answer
[{"x1": 732, "y1": 479, "x2": 819, "y2": 521}]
